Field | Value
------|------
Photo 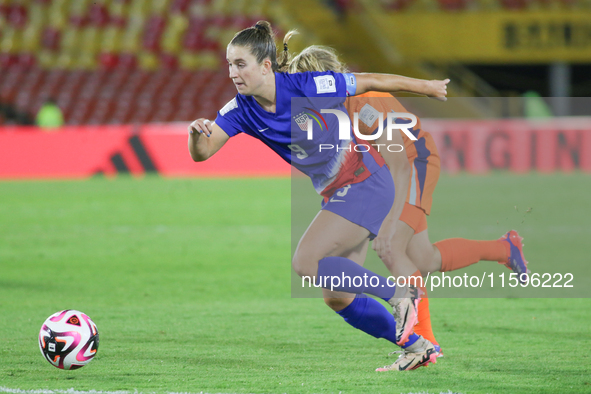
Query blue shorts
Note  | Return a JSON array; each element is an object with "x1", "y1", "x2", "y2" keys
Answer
[{"x1": 321, "y1": 165, "x2": 395, "y2": 239}]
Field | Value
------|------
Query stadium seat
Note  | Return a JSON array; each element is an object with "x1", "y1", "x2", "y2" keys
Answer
[
  {"x1": 142, "y1": 15, "x2": 166, "y2": 51},
  {"x1": 7, "y1": 4, "x2": 28, "y2": 29},
  {"x1": 0, "y1": 0, "x2": 283, "y2": 124},
  {"x1": 498, "y1": 0, "x2": 531, "y2": 8},
  {"x1": 437, "y1": 0, "x2": 472, "y2": 9}
]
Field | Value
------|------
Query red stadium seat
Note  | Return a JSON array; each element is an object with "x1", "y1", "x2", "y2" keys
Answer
[
  {"x1": 142, "y1": 15, "x2": 166, "y2": 52},
  {"x1": 88, "y1": 4, "x2": 110, "y2": 27},
  {"x1": 42, "y1": 27, "x2": 61, "y2": 51},
  {"x1": 499, "y1": 0, "x2": 531, "y2": 9},
  {"x1": 7, "y1": 5, "x2": 28, "y2": 28},
  {"x1": 437, "y1": 0, "x2": 470, "y2": 10},
  {"x1": 0, "y1": 54, "x2": 18, "y2": 68},
  {"x1": 160, "y1": 53, "x2": 179, "y2": 69},
  {"x1": 99, "y1": 53, "x2": 120, "y2": 69},
  {"x1": 118, "y1": 53, "x2": 138, "y2": 69},
  {"x1": 171, "y1": 0, "x2": 192, "y2": 13}
]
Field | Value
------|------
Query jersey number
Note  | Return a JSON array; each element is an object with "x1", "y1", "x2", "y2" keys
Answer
[
  {"x1": 288, "y1": 144, "x2": 308, "y2": 159},
  {"x1": 336, "y1": 185, "x2": 351, "y2": 197}
]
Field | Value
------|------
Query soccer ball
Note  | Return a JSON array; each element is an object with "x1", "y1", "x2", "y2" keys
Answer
[{"x1": 38, "y1": 310, "x2": 99, "y2": 370}]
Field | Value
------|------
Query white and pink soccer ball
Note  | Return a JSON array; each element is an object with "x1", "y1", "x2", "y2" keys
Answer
[{"x1": 38, "y1": 310, "x2": 99, "y2": 370}]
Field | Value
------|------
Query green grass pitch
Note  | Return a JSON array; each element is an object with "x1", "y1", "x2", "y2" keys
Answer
[{"x1": 1, "y1": 173, "x2": 590, "y2": 394}]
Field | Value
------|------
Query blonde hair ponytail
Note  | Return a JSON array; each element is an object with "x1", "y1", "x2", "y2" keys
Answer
[
  {"x1": 288, "y1": 45, "x2": 349, "y2": 74},
  {"x1": 276, "y1": 30, "x2": 299, "y2": 72}
]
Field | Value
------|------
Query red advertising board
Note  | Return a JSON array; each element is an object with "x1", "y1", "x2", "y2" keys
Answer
[
  {"x1": 0, "y1": 124, "x2": 291, "y2": 179},
  {"x1": 423, "y1": 118, "x2": 591, "y2": 174},
  {"x1": 0, "y1": 119, "x2": 590, "y2": 179}
]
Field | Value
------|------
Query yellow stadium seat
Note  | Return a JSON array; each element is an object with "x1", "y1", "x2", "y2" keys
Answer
[
  {"x1": 101, "y1": 26, "x2": 124, "y2": 53},
  {"x1": 55, "y1": 52, "x2": 74, "y2": 68},
  {"x1": 128, "y1": 0, "x2": 152, "y2": 17},
  {"x1": 79, "y1": 27, "x2": 101, "y2": 54},
  {"x1": 47, "y1": 0, "x2": 69, "y2": 29},
  {"x1": 69, "y1": 0, "x2": 93, "y2": 18},
  {"x1": 245, "y1": 0, "x2": 268, "y2": 16},
  {"x1": 150, "y1": 0, "x2": 172, "y2": 14},
  {"x1": 139, "y1": 51, "x2": 160, "y2": 70},
  {"x1": 59, "y1": 27, "x2": 79, "y2": 53},
  {"x1": 108, "y1": 0, "x2": 129, "y2": 19},
  {"x1": 28, "y1": 1, "x2": 48, "y2": 26},
  {"x1": 78, "y1": 52, "x2": 98, "y2": 70},
  {"x1": 179, "y1": 52, "x2": 202, "y2": 70},
  {"x1": 161, "y1": 14, "x2": 188, "y2": 53},
  {"x1": 121, "y1": 27, "x2": 142, "y2": 52},
  {"x1": 198, "y1": 51, "x2": 219, "y2": 70},
  {"x1": 210, "y1": 0, "x2": 229, "y2": 15},
  {"x1": 188, "y1": 0, "x2": 212, "y2": 17},
  {"x1": 1, "y1": 28, "x2": 20, "y2": 53},
  {"x1": 37, "y1": 49, "x2": 59, "y2": 69},
  {"x1": 22, "y1": 25, "x2": 41, "y2": 52}
]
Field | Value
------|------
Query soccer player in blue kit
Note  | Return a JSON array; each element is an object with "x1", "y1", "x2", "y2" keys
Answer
[{"x1": 188, "y1": 21, "x2": 449, "y2": 371}]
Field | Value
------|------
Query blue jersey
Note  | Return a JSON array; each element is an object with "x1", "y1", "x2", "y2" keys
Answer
[{"x1": 214, "y1": 71, "x2": 385, "y2": 197}]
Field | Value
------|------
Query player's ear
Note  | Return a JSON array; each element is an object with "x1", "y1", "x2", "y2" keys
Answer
[{"x1": 261, "y1": 58, "x2": 273, "y2": 75}]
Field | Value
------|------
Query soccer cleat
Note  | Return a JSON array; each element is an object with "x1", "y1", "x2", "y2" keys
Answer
[
  {"x1": 498, "y1": 230, "x2": 530, "y2": 283},
  {"x1": 433, "y1": 344, "x2": 444, "y2": 357},
  {"x1": 387, "y1": 286, "x2": 421, "y2": 346},
  {"x1": 375, "y1": 336, "x2": 439, "y2": 372}
]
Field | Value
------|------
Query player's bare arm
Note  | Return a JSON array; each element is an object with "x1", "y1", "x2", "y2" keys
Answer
[
  {"x1": 188, "y1": 119, "x2": 230, "y2": 161},
  {"x1": 354, "y1": 74, "x2": 449, "y2": 101},
  {"x1": 372, "y1": 129, "x2": 412, "y2": 265}
]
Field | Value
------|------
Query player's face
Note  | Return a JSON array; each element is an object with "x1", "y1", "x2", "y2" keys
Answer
[{"x1": 226, "y1": 44, "x2": 266, "y2": 96}]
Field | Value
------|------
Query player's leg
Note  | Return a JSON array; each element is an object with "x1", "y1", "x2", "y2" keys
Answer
[
  {"x1": 403, "y1": 136, "x2": 524, "y2": 276},
  {"x1": 321, "y1": 236, "x2": 369, "y2": 312},
  {"x1": 311, "y1": 228, "x2": 435, "y2": 369},
  {"x1": 389, "y1": 204, "x2": 440, "y2": 351},
  {"x1": 293, "y1": 209, "x2": 398, "y2": 304},
  {"x1": 321, "y1": 237, "x2": 407, "y2": 347},
  {"x1": 408, "y1": 229, "x2": 528, "y2": 279},
  {"x1": 293, "y1": 209, "x2": 420, "y2": 349}
]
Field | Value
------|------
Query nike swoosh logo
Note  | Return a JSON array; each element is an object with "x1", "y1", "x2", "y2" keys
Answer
[
  {"x1": 329, "y1": 197, "x2": 345, "y2": 203},
  {"x1": 399, "y1": 360, "x2": 414, "y2": 371},
  {"x1": 258, "y1": 128, "x2": 269, "y2": 132}
]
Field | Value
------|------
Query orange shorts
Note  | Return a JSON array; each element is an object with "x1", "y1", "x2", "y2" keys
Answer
[
  {"x1": 405, "y1": 132, "x2": 440, "y2": 216},
  {"x1": 399, "y1": 202, "x2": 428, "y2": 235}
]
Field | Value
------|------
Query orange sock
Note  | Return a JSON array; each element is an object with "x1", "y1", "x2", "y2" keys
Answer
[
  {"x1": 414, "y1": 296, "x2": 439, "y2": 346},
  {"x1": 407, "y1": 270, "x2": 439, "y2": 346},
  {"x1": 434, "y1": 238, "x2": 508, "y2": 272}
]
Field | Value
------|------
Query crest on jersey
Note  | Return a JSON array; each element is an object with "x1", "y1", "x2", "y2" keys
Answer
[
  {"x1": 293, "y1": 108, "x2": 328, "y2": 132},
  {"x1": 294, "y1": 113, "x2": 310, "y2": 131}
]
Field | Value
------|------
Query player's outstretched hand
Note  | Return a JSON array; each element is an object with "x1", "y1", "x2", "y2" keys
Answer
[
  {"x1": 372, "y1": 225, "x2": 396, "y2": 267},
  {"x1": 428, "y1": 79, "x2": 450, "y2": 101},
  {"x1": 189, "y1": 118, "x2": 214, "y2": 137}
]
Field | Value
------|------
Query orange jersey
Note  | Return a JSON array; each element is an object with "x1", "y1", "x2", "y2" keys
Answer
[{"x1": 345, "y1": 92, "x2": 440, "y2": 215}]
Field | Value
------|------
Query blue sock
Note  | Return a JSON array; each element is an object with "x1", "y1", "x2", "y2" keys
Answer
[
  {"x1": 336, "y1": 295, "x2": 398, "y2": 344},
  {"x1": 316, "y1": 256, "x2": 396, "y2": 301},
  {"x1": 402, "y1": 333, "x2": 420, "y2": 348}
]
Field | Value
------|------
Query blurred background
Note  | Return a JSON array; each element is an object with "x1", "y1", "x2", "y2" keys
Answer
[
  {"x1": 0, "y1": 0, "x2": 590, "y2": 178},
  {"x1": 0, "y1": 0, "x2": 590, "y2": 127},
  {"x1": 1, "y1": 4, "x2": 590, "y2": 391}
]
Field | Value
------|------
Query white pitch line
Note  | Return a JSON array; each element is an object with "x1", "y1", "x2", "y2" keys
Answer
[
  {"x1": 1, "y1": 388, "x2": 462, "y2": 394},
  {"x1": 0, "y1": 389, "x2": 227, "y2": 394}
]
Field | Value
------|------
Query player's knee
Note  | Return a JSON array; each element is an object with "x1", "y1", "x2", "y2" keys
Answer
[
  {"x1": 417, "y1": 245, "x2": 440, "y2": 275},
  {"x1": 323, "y1": 297, "x2": 352, "y2": 312},
  {"x1": 291, "y1": 251, "x2": 319, "y2": 278},
  {"x1": 385, "y1": 249, "x2": 407, "y2": 271}
]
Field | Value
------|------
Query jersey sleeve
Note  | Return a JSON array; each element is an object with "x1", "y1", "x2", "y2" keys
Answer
[
  {"x1": 289, "y1": 71, "x2": 352, "y2": 99},
  {"x1": 213, "y1": 97, "x2": 244, "y2": 138}
]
